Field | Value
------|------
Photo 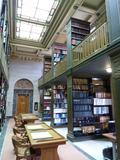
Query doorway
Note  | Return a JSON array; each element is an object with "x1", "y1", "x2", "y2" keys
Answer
[
  {"x1": 17, "y1": 94, "x2": 29, "y2": 114},
  {"x1": 13, "y1": 79, "x2": 33, "y2": 115}
]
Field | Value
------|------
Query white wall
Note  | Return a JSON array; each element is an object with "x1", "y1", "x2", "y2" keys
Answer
[{"x1": 6, "y1": 58, "x2": 43, "y2": 116}]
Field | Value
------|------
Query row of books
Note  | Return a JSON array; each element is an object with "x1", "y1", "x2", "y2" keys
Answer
[
  {"x1": 54, "y1": 113, "x2": 67, "y2": 118},
  {"x1": 53, "y1": 103, "x2": 67, "y2": 108},
  {"x1": 53, "y1": 85, "x2": 66, "y2": 89},
  {"x1": 95, "y1": 92, "x2": 111, "y2": 98},
  {"x1": 54, "y1": 108, "x2": 67, "y2": 113},
  {"x1": 73, "y1": 99, "x2": 92, "y2": 104},
  {"x1": 54, "y1": 118, "x2": 67, "y2": 124},
  {"x1": 73, "y1": 78, "x2": 88, "y2": 84},
  {"x1": 74, "y1": 111, "x2": 92, "y2": 118},
  {"x1": 73, "y1": 85, "x2": 89, "y2": 90},
  {"x1": 93, "y1": 98, "x2": 112, "y2": 105},
  {"x1": 54, "y1": 99, "x2": 67, "y2": 103},
  {"x1": 94, "y1": 107, "x2": 109, "y2": 115},
  {"x1": 54, "y1": 49, "x2": 67, "y2": 55},
  {"x1": 72, "y1": 91, "x2": 89, "y2": 98},
  {"x1": 53, "y1": 93, "x2": 66, "y2": 99},
  {"x1": 74, "y1": 105, "x2": 92, "y2": 111}
]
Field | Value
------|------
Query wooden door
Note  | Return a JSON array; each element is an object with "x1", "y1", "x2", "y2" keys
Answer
[{"x1": 17, "y1": 94, "x2": 29, "y2": 114}]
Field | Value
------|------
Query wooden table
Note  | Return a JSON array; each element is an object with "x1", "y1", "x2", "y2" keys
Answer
[
  {"x1": 103, "y1": 133, "x2": 116, "y2": 160},
  {"x1": 25, "y1": 123, "x2": 66, "y2": 160},
  {"x1": 20, "y1": 113, "x2": 39, "y2": 123}
]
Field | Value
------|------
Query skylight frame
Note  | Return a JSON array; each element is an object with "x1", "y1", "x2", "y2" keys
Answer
[{"x1": 15, "y1": 0, "x2": 60, "y2": 42}]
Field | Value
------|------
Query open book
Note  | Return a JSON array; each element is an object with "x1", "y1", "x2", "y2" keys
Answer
[
  {"x1": 31, "y1": 131, "x2": 53, "y2": 140},
  {"x1": 27, "y1": 125, "x2": 43, "y2": 130}
]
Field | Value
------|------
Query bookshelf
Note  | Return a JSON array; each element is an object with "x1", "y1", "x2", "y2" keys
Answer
[
  {"x1": 0, "y1": 72, "x2": 7, "y2": 131},
  {"x1": 52, "y1": 84, "x2": 67, "y2": 126},
  {"x1": 92, "y1": 78, "x2": 112, "y2": 134},
  {"x1": 72, "y1": 78, "x2": 93, "y2": 136},
  {"x1": 41, "y1": 89, "x2": 52, "y2": 121},
  {"x1": 71, "y1": 18, "x2": 90, "y2": 48},
  {"x1": 43, "y1": 56, "x2": 52, "y2": 74},
  {"x1": 52, "y1": 43, "x2": 67, "y2": 66},
  {"x1": 72, "y1": 78, "x2": 113, "y2": 138}
]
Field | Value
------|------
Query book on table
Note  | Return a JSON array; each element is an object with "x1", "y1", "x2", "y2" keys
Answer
[
  {"x1": 31, "y1": 131, "x2": 53, "y2": 140},
  {"x1": 27, "y1": 124, "x2": 44, "y2": 130}
]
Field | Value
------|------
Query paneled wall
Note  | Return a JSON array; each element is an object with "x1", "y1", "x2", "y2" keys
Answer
[{"x1": 6, "y1": 58, "x2": 43, "y2": 116}]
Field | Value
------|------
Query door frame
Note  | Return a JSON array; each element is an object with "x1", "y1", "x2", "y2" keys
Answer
[{"x1": 13, "y1": 89, "x2": 33, "y2": 115}]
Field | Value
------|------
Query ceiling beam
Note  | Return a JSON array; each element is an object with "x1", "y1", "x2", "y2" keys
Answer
[
  {"x1": 16, "y1": 17, "x2": 50, "y2": 26},
  {"x1": 10, "y1": 39, "x2": 47, "y2": 50}
]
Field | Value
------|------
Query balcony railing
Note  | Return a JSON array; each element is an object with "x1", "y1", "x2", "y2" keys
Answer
[
  {"x1": 72, "y1": 22, "x2": 109, "y2": 67},
  {"x1": 0, "y1": 36, "x2": 8, "y2": 80},
  {"x1": 54, "y1": 56, "x2": 67, "y2": 77},
  {"x1": 38, "y1": 22, "x2": 109, "y2": 87},
  {"x1": 44, "y1": 69, "x2": 53, "y2": 83}
]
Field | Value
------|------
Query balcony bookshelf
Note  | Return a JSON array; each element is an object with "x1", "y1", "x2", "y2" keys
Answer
[
  {"x1": 40, "y1": 89, "x2": 52, "y2": 121},
  {"x1": 52, "y1": 84, "x2": 67, "y2": 127},
  {"x1": 72, "y1": 78, "x2": 113, "y2": 138},
  {"x1": 0, "y1": 72, "x2": 7, "y2": 132},
  {"x1": 52, "y1": 43, "x2": 67, "y2": 66}
]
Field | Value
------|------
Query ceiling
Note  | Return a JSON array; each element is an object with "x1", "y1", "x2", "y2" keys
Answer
[{"x1": 8, "y1": 0, "x2": 105, "y2": 59}]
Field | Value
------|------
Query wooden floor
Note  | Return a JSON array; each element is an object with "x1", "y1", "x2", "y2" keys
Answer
[{"x1": 0, "y1": 119, "x2": 89, "y2": 160}]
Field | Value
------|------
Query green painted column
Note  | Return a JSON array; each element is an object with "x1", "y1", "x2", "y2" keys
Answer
[
  {"x1": 67, "y1": 19, "x2": 72, "y2": 69},
  {"x1": 67, "y1": 72, "x2": 74, "y2": 140},
  {"x1": 50, "y1": 85, "x2": 54, "y2": 127},
  {"x1": 110, "y1": 53, "x2": 120, "y2": 159},
  {"x1": 105, "y1": 0, "x2": 120, "y2": 43}
]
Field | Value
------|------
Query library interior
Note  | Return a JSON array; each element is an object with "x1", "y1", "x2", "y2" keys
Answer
[{"x1": 0, "y1": 0, "x2": 120, "y2": 160}]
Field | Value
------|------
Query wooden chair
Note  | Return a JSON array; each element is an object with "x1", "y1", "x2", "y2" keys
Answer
[{"x1": 12, "y1": 135, "x2": 39, "y2": 160}]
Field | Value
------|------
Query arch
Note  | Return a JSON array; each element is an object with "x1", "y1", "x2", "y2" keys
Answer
[
  {"x1": 14, "y1": 79, "x2": 33, "y2": 90},
  {"x1": 13, "y1": 79, "x2": 33, "y2": 115}
]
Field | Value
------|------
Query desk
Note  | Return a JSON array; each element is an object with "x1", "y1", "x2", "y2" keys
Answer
[
  {"x1": 103, "y1": 133, "x2": 116, "y2": 160},
  {"x1": 25, "y1": 123, "x2": 66, "y2": 160},
  {"x1": 20, "y1": 113, "x2": 39, "y2": 123}
]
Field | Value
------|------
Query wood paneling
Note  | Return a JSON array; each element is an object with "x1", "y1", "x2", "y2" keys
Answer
[{"x1": 17, "y1": 95, "x2": 29, "y2": 114}]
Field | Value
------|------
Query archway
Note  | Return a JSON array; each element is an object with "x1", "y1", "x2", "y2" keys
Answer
[{"x1": 13, "y1": 79, "x2": 33, "y2": 115}]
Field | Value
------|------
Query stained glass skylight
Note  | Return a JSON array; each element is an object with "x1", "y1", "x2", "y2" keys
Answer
[{"x1": 16, "y1": 0, "x2": 60, "y2": 41}]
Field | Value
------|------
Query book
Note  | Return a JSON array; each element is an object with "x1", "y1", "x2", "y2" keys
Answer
[
  {"x1": 31, "y1": 131, "x2": 53, "y2": 140},
  {"x1": 27, "y1": 124, "x2": 44, "y2": 130}
]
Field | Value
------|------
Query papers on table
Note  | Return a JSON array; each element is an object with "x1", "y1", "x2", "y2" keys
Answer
[
  {"x1": 27, "y1": 125, "x2": 43, "y2": 130},
  {"x1": 31, "y1": 131, "x2": 53, "y2": 140}
]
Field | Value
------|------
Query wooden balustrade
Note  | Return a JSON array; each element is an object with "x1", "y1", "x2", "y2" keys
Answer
[
  {"x1": 72, "y1": 22, "x2": 109, "y2": 67},
  {"x1": 54, "y1": 56, "x2": 67, "y2": 77},
  {"x1": 44, "y1": 69, "x2": 52, "y2": 83},
  {"x1": 39, "y1": 23, "x2": 109, "y2": 87}
]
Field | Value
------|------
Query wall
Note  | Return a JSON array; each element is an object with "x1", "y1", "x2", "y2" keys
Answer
[{"x1": 6, "y1": 58, "x2": 43, "y2": 116}]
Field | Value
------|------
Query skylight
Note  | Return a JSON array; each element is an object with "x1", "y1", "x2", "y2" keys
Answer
[{"x1": 16, "y1": 0, "x2": 60, "y2": 41}]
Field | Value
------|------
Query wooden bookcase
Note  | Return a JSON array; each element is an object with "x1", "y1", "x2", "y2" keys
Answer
[
  {"x1": 0, "y1": 72, "x2": 7, "y2": 131},
  {"x1": 72, "y1": 78, "x2": 93, "y2": 137},
  {"x1": 71, "y1": 18, "x2": 90, "y2": 48},
  {"x1": 92, "y1": 78, "x2": 112, "y2": 134},
  {"x1": 52, "y1": 84, "x2": 67, "y2": 126},
  {"x1": 40, "y1": 89, "x2": 52, "y2": 121},
  {"x1": 43, "y1": 56, "x2": 52, "y2": 74},
  {"x1": 52, "y1": 43, "x2": 67, "y2": 66},
  {"x1": 72, "y1": 77, "x2": 112, "y2": 138}
]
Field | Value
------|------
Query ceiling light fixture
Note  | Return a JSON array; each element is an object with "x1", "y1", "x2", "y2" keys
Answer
[{"x1": 106, "y1": 67, "x2": 112, "y2": 73}]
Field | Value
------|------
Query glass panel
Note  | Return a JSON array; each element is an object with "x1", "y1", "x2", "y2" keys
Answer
[{"x1": 16, "y1": 0, "x2": 60, "y2": 41}]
